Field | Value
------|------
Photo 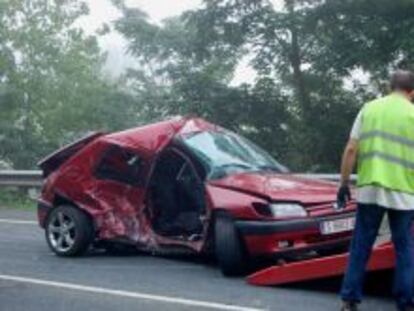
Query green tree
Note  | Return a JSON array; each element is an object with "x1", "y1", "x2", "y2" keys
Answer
[
  {"x1": 306, "y1": 0, "x2": 414, "y2": 87},
  {"x1": 115, "y1": 0, "x2": 414, "y2": 171},
  {"x1": 0, "y1": 0, "x2": 137, "y2": 168},
  {"x1": 114, "y1": 2, "x2": 292, "y2": 165}
]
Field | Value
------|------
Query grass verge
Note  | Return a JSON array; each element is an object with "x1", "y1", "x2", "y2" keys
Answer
[{"x1": 0, "y1": 188, "x2": 36, "y2": 210}]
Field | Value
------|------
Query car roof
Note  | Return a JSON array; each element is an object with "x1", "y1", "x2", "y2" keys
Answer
[{"x1": 100, "y1": 116, "x2": 219, "y2": 153}]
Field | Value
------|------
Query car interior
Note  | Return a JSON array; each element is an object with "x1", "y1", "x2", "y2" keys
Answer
[
  {"x1": 148, "y1": 147, "x2": 206, "y2": 240},
  {"x1": 94, "y1": 145, "x2": 143, "y2": 186}
]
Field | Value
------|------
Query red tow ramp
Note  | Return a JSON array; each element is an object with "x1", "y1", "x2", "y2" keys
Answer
[{"x1": 247, "y1": 242, "x2": 395, "y2": 286}]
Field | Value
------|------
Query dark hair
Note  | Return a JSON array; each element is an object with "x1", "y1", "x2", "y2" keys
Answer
[{"x1": 390, "y1": 70, "x2": 414, "y2": 92}]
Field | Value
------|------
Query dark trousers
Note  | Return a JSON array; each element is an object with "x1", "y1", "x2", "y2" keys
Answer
[{"x1": 341, "y1": 204, "x2": 414, "y2": 310}]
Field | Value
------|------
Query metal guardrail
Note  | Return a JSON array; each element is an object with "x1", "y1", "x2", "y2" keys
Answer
[
  {"x1": 0, "y1": 170, "x2": 43, "y2": 187},
  {"x1": 0, "y1": 170, "x2": 356, "y2": 188}
]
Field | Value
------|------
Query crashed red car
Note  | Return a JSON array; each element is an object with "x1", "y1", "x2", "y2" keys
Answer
[{"x1": 37, "y1": 117, "x2": 356, "y2": 275}]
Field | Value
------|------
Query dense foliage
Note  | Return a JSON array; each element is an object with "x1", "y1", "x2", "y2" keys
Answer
[
  {"x1": 2, "y1": 0, "x2": 414, "y2": 171},
  {"x1": 0, "y1": 0, "x2": 137, "y2": 168}
]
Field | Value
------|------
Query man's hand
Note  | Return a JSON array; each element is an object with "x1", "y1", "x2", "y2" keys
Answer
[{"x1": 336, "y1": 184, "x2": 351, "y2": 210}]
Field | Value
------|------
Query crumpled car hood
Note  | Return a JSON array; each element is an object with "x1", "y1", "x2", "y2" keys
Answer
[{"x1": 209, "y1": 172, "x2": 338, "y2": 205}]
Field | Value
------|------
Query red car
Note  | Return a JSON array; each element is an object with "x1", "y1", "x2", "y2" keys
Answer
[{"x1": 37, "y1": 117, "x2": 356, "y2": 275}]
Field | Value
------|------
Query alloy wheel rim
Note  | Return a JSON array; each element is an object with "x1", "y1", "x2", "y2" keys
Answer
[{"x1": 48, "y1": 211, "x2": 76, "y2": 252}]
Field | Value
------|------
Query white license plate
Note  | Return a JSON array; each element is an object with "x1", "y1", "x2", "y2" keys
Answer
[{"x1": 320, "y1": 217, "x2": 355, "y2": 235}]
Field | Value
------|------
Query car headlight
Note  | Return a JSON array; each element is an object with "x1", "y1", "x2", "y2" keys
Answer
[{"x1": 269, "y1": 203, "x2": 307, "y2": 218}]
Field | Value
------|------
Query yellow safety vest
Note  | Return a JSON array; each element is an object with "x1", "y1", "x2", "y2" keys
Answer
[{"x1": 357, "y1": 93, "x2": 414, "y2": 194}]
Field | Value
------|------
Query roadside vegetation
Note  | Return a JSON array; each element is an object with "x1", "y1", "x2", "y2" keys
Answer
[
  {"x1": 1, "y1": 0, "x2": 414, "y2": 172},
  {"x1": 0, "y1": 188, "x2": 36, "y2": 210}
]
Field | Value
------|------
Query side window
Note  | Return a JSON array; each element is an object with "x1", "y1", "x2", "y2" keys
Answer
[{"x1": 95, "y1": 145, "x2": 142, "y2": 186}]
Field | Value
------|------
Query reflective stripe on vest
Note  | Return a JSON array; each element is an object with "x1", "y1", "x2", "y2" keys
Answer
[
  {"x1": 357, "y1": 93, "x2": 414, "y2": 194},
  {"x1": 359, "y1": 151, "x2": 414, "y2": 171},
  {"x1": 360, "y1": 130, "x2": 414, "y2": 149}
]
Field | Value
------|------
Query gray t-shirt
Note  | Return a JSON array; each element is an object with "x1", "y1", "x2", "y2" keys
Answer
[
  {"x1": 351, "y1": 110, "x2": 414, "y2": 210},
  {"x1": 350, "y1": 110, "x2": 363, "y2": 140}
]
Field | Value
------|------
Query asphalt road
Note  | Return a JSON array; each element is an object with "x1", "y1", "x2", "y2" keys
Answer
[{"x1": 0, "y1": 209, "x2": 395, "y2": 311}]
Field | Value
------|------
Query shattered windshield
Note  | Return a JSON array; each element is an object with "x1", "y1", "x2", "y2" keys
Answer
[{"x1": 182, "y1": 131, "x2": 289, "y2": 179}]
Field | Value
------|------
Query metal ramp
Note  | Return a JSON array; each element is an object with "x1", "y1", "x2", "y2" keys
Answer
[{"x1": 247, "y1": 242, "x2": 395, "y2": 286}]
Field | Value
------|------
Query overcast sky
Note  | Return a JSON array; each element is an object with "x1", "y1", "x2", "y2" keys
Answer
[{"x1": 79, "y1": 0, "x2": 283, "y2": 84}]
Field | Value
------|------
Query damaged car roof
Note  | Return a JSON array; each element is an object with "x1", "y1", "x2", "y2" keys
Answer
[{"x1": 103, "y1": 116, "x2": 220, "y2": 152}]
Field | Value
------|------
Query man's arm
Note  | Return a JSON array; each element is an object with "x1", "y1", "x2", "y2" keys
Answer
[
  {"x1": 336, "y1": 110, "x2": 362, "y2": 209},
  {"x1": 336, "y1": 138, "x2": 358, "y2": 209},
  {"x1": 340, "y1": 138, "x2": 358, "y2": 186}
]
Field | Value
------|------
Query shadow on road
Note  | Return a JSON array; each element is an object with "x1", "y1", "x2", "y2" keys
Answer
[
  {"x1": 279, "y1": 270, "x2": 393, "y2": 299},
  {"x1": 88, "y1": 246, "x2": 218, "y2": 266}
]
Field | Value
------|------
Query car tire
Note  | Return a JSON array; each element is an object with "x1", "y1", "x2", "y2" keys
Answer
[
  {"x1": 214, "y1": 213, "x2": 247, "y2": 276},
  {"x1": 45, "y1": 205, "x2": 94, "y2": 257}
]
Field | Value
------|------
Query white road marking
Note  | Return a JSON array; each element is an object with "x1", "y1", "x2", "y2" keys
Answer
[
  {"x1": 0, "y1": 219, "x2": 37, "y2": 225},
  {"x1": 0, "y1": 274, "x2": 266, "y2": 311}
]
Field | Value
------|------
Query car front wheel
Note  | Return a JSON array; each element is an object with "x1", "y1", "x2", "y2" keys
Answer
[
  {"x1": 45, "y1": 205, "x2": 94, "y2": 256},
  {"x1": 214, "y1": 213, "x2": 247, "y2": 276}
]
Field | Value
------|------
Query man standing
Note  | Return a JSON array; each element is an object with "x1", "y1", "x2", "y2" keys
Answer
[{"x1": 338, "y1": 70, "x2": 414, "y2": 311}]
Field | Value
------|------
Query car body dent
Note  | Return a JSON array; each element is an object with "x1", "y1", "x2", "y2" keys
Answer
[{"x1": 210, "y1": 172, "x2": 339, "y2": 205}]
